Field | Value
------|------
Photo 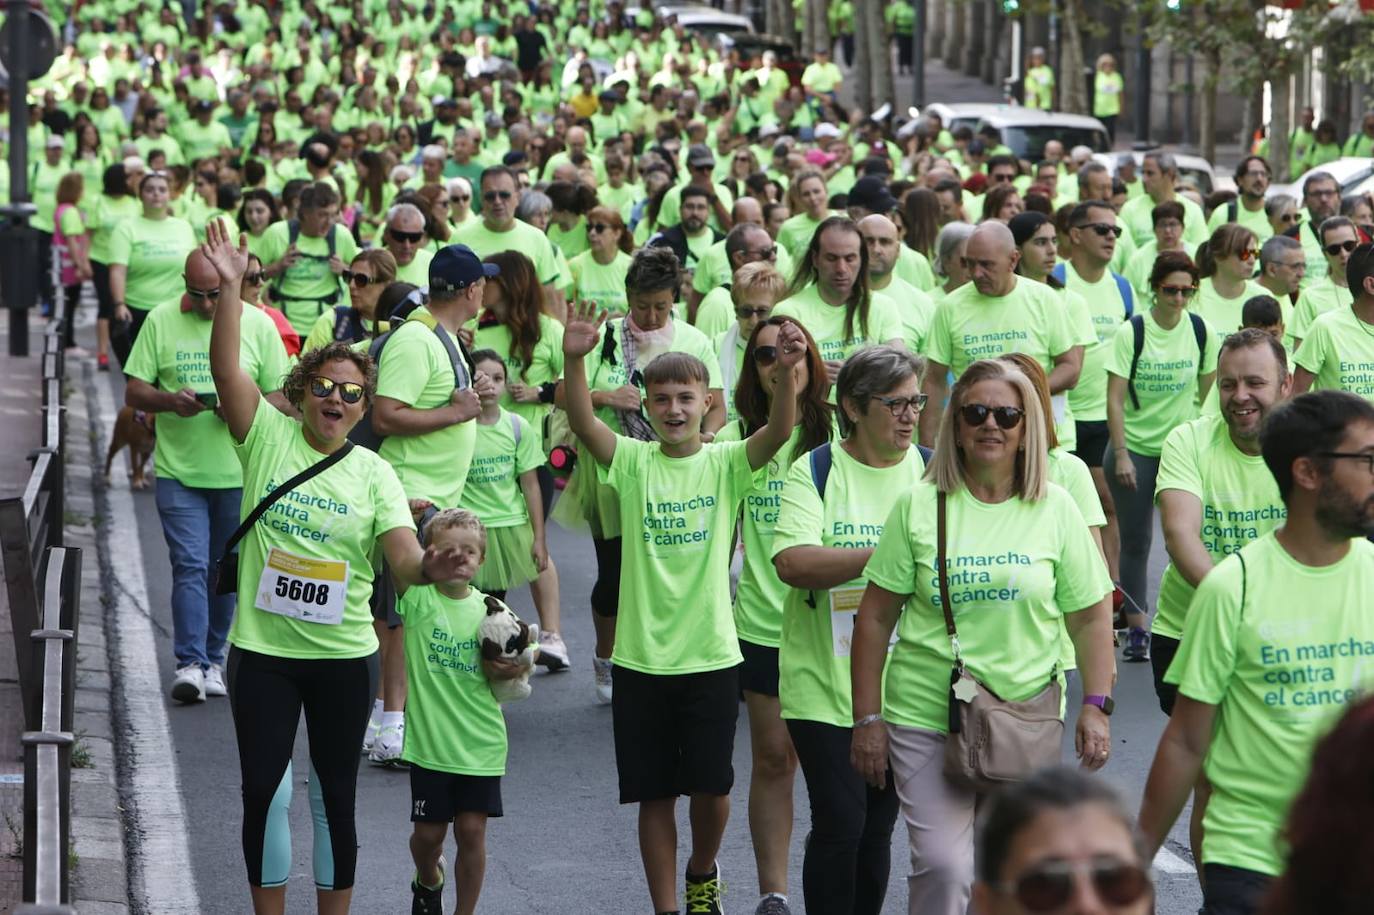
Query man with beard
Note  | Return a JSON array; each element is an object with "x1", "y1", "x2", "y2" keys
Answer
[
  {"x1": 1208, "y1": 156, "x2": 1274, "y2": 241},
  {"x1": 647, "y1": 185, "x2": 724, "y2": 278},
  {"x1": 1139, "y1": 387, "x2": 1374, "y2": 915},
  {"x1": 1284, "y1": 171, "x2": 1341, "y2": 284},
  {"x1": 1294, "y1": 242, "x2": 1374, "y2": 401}
]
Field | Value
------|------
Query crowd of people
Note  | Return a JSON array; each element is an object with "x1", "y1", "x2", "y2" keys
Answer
[{"x1": 12, "y1": 1, "x2": 1374, "y2": 913}]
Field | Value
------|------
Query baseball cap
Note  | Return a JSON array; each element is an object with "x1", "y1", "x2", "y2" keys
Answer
[
  {"x1": 430, "y1": 244, "x2": 500, "y2": 293},
  {"x1": 758, "y1": 123, "x2": 781, "y2": 139},
  {"x1": 45, "y1": 135, "x2": 66, "y2": 149},
  {"x1": 814, "y1": 122, "x2": 842, "y2": 140},
  {"x1": 686, "y1": 144, "x2": 715, "y2": 168},
  {"x1": 804, "y1": 148, "x2": 838, "y2": 168},
  {"x1": 847, "y1": 176, "x2": 897, "y2": 214}
]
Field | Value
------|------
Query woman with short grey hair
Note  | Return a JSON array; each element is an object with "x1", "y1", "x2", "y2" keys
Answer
[{"x1": 932, "y1": 221, "x2": 976, "y2": 304}]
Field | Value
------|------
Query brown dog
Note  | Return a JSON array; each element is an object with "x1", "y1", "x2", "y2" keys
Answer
[{"x1": 105, "y1": 407, "x2": 156, "y2": 490}]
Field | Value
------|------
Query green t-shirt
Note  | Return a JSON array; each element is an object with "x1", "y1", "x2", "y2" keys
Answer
[
  {"x1": 88, "y1": 194, "x2": 141, "y2": 265},
  {"x1": 1205, "y1": 198, "x2": 1273, "y2": 242},
  {"x1": 472, "y1": 315, "x2": 565, "y2": 428},
  {"x1": 773, "y1": 441, "x2": 926, "y2": 726},
  {"x1": 585, "y1": 319, "x2": 721, "y2": 429},
  {"x1": 773, "y1": 284, "x2": 905, "y2": 365},
  {"x1": 601, "y1": 436, "x2": 759, "y2": 674},
  {"x1": 692, "y1": 241, "x2": 795, "y2": 295},
  {"x1": 177, "y1": 119, "x2": 233, "y2": 162},
  {"x1": 1165, "y1": 534, "x2": 1374, "y2": 876},
  {"x1": 1061, "y1": 264, "x2": 1131, "y2": 423},
  {"x1": 867, "y1": 481, "x2": 1111, "y2": 732},
  {"x1": 695, "y1": 286, "x2": 737, "y2": 339},
  {"x1": 107, "y1": 216, "x2": 197, "y2": 311},
  {"x1": 257, "y1": 221, "x2": 360, "y2": 335},
  {"x1": 1105, "y1": 311, "x2": 1217, "y2": 455},
  {"x1": 567, "y1": 249, "x2": 631, "y2": 315},
  {"x1": 1152, "y1": 416, "x2": 1285, "y2": 641},
  {"x1": 1290, "y1": 276, "x2": 1349, "y2": 344},
  {"x1": 457, "y1": 409, "x2": 543, "y2": 529},
  {"x1": 1024, "y1": 64, "x2": 1055, "y2": 110},
  {"x1": 393, "y1": 247, "x2": 433, "y2": 287},
  {"x1": 396, "y1": 586, "x2": 507, "y2": 774},
  {"x1": 924, "y1": 277, "x2": 1077, "y2": 377},
  {"x1": 875, "y1": 276, "x2": 935, "y2": 354},
  {"x1": 1293, "y1": 307, "x2": 1374, "y2": 401},
  {"x1": 894, "y1": 245, "x2": 937, "y2": 292},
  {"x1": 123, "y1": 301, "x2": 288, "y2": 487},
  {"x1": 454, "y1": 219, "x2": 561, "y2": 286},
  {"x1": 801, "y1": 61, "x2": 843, "y2": 94},
  {"x1": 1119, "y1": 193, "x2": 1208, "y2": 249},
  {"x1": 1093, "y1": 71, "x2": 1123, "y2": 118},
  {"x1": 1049, "y1": 447, "x2": 1107, "y2": 670},
  {"x1": 375, "y1": 308, "x2": 479, "y2": 507},
  {"x1": 1194, "y1": 279, "x2": 1270, "y2": 337},
  {"x1": 777, "y1": 211, "x2": 832, "y2": 262},
  {"x1": 228, "y1": 397, "x2": 414, "y2": 660}
]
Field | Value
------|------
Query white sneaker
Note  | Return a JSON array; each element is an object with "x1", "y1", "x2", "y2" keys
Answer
[
  {"x1": 368, "y1": 720, "x2": 407, "y2": 767},
  {"x1": 170, "y1": 665, "x2": 206, "y2": 704},
  {"x1": 537, "y1": 631, "x2": 571, "y2": 671},
  {"x1": 362, "y1": 715, "x2": 382, "y2": 754},
  {"x1": 203, "y1": 664, "x2": 227, "y2": 697},
  {"x1": 593, "y1": 656, "x2": 613, "y2": 705}
]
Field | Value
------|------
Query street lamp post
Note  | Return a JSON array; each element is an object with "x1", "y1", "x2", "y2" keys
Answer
[
  {"x1": 913, "y1": 0, "x2": 926, "y2": 107},
  {"x1": 2, "y1": 0, "x2": 44, "y2": 356}
]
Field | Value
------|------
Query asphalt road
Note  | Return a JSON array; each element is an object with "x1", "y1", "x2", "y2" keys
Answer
[{"x1": 91, "y1": 360, "x2": 1203, "y2": 915}]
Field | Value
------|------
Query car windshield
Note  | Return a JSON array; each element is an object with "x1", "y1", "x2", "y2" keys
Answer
[
  {"x1": 996, "y1": 125, "x2": 1110, "y2": 160},
  {"x1": 682, "y1": 20, "x2": 751, "y2": 36}
]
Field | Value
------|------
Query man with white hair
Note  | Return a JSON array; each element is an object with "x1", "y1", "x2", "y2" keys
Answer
[{"x1": 383, "y1": 203, "x2": 434, "y2": 286}]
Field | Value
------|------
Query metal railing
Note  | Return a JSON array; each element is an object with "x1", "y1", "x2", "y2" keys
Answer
[{"x1": 0, "y1": 326, "x2": 79, "y2": 915}]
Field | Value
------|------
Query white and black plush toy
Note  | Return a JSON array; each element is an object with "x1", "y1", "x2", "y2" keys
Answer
[{"x1": 478, "y1": 594, "x2": 539, "y2": 703}]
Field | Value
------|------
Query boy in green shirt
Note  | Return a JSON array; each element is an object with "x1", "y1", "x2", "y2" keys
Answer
[{"x1": 562, "y1": 290, "x2": 806, "y2": 915}]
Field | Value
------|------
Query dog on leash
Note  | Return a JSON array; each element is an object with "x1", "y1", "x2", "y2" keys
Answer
[{"x1": 105, "y1": 407, "x2": 156, "y2": 489}]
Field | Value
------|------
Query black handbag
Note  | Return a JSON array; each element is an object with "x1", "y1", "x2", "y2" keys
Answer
[{"x1": 215, "y1": 442, "x2": 355, "y2": 595}]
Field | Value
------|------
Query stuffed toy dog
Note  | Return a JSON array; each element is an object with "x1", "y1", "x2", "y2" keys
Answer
[{"x1": 478, "y1": 595, "x2": 539, "y2": 703}]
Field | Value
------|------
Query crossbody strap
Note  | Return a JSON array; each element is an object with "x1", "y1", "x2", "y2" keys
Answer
[
  {"x1": 937, "y1": 490, "x2": 962, "y2": 666},
  {"x1": 221, "y1": 441, "x2": 355, "y2": 559}
]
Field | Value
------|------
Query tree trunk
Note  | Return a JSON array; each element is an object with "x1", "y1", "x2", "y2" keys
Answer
[
  {"x1": 865, "y1": 0, "x2": 894, "y2": 109},
  {"x1": 1200, "y1": 45, "x2": 1220, "y2": 165},
  {"x1": 803, "y1": 0, "x2": 829, "y2": 56},
  {"x1": 854, "y1": 0, "x2": 875, "y2": 111},
  {"x1": 1271, "y1": 70, "x2": 1292, "y2": 183},
  {"x1": 1059, "y1": 0, "x2": 1087, "y2": 114}
]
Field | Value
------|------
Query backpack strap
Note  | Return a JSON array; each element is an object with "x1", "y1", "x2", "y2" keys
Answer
[
  {"x1": 1188, "y1": 312, "x2": 1209, "y2": 375},
  {"x1": 324, "y1": 222, "x2": 337, "y2": 258},
  {"x1": 403, "y1": 309, "x2": 475, "y2": 389},
  {"x1": 808, "y1": 442, "x2": 834, "y2": 498},
  {"x1": 1112, "y1": 271, "x2": 1134, "y2": 317},
  {"x1": 1126, "y1": 313, "x2": 1145, "y2": 411},
  {"x1": 1049, "y1": 263, "x2": 1067, "y2": 285},
  {"x1": 918, "y1": 444, "x2": 934, "y2": 463},
  {"x1": 1226, "y1": 199, "x2": 1238, "y2": 224},
  {"x1": 510, "y1": 411, "x2": 522, "y2": 447}
]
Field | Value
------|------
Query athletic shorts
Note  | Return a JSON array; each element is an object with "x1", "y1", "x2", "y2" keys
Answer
[
  {"x1": 611, "y1": 664, "x2": 740, "y2": 804},
  {"x1": 739, "y1": 639, "x2": 780, "y2": 697},
  {"x1": 369, "y1": 562, "x2": 402, "y2": 628},
  {"x1": 1151, "y1": 633, "x2": 1181, "y2": 717},
  {"x1": 1073, "y1": 420, "x2": 1110, "y2": 468},
  {"x1": 409, "y1": 764, "x2": 503, "y2": 822}
]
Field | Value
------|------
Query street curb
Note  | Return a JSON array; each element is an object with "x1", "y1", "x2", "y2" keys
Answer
[{"x1": 64, "y1": 358, "x2": 132, "y2": 914}]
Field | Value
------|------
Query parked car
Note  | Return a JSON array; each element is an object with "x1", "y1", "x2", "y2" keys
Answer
[
  {"x1": 922, "y1": 103, "x2": 1111, "y2": 162},
  {"x1": 647, "y1": 4, "x2": 756, "y2": 37},
  {"x1": 715, "y1": 32, "x2": 803, "y2": 87},
  {"x1": 1093, "y1": 150, "x2": 1218, "y2": 197},
  {"x1": 1268, "y1": 157, "x2": 1374, "y2": 201}
]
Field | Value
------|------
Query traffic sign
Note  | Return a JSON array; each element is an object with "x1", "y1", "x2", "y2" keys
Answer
[{"x1": 0, "y1": 7, "x2": 57, "y2": 80}]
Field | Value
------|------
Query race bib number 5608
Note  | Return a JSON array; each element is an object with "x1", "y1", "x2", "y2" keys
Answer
[{"x1": 254, "y1": 548, "x2": 350, "y2": 625}]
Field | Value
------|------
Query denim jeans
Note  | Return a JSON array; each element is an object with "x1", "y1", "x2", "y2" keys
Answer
[{"x1": 155, "y1": 477, "x2": 241, "y2": 669}]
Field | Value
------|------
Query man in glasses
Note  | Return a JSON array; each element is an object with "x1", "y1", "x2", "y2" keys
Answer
[
  {"x1": 1294, "y1": 242, "x2": 1374, "y2": 401},
  {"x1": 454, "y1": 165, "x2": 564, "y2": 311},
  {"x1": 1118, "y1": 152, "x2": 1208, "y2": 249},
  {"x1": 1285, "y1": 171, "x2": 1341, "y2": 284},
  {"x1": 1140, "y1": 389, "x2": 1374, "y2": 915},
  {"x1": 1256, "y1": 235, "x2": 1307, "y2": 315},
  {"x1": 1289, "y1": 215, "x2": 1356, "y2": 350},
  {"x1": 123, "y1": 250, "x2": 291, "y2": 704},
  {"x1": 858, "y1": 214, "x2": 935, "y2": 353},
  {"x1": 1208, "y1": 156, "x2": 1273, "y2": 242},
  {"x1": 382, "y1": 203, "x2": 434, "y2": 287},
  {"x1": 260, "y1": 181, "x2": 358, "y2": 337}
]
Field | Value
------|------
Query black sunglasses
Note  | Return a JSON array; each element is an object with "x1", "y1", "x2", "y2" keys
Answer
[
  {"x1": 959, "y1": 403, "x2": 1024, "y2": 429},
  {"x1": 587, "y1": 223, "x2": 614, "y2": 234},
  {"x1": 1158, "y1": 284, "x2": 1197, "y2": 299},
  {"x1": 737, "y1": 306, "x2": 772, "y2": 320},
  {"x1": 343, "y1": 270, "x2": 376, "y2": 287},
  {"x1": 309, "y1": 375, "x2": 365, "y2": 404},
  {"x1": 483, "y1": 190, "x2": 514, "y2": 202},
  {"x1": 184, "y1": 286, "x2": 220, "y2": 300},
  {"x1": 996, "y1": 860, "x2": 1151, "y2": 912},
  {"x1": 1325, "y1": 240, "x2": 1358, "y2": 256},
  {"x1": 1078, "y1": 222, "x2": 1123, "y2": 238},
  {"x1": 244, "y1": 271, "x2": 266, "y2": 285},
  {"x1": 389, "y1": 229, "x2": 424, "y2": 244}
]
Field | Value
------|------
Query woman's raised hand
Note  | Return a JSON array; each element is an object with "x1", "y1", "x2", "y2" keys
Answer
[
  {"x1": 201, "y1": 219, "x2": 249, "y2": 285},
  {"x1": 562, "y1": 300, "x2": 607, "y2": 358}
]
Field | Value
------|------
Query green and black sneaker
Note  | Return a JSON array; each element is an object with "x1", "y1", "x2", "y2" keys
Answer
[
  {"x1": 411, "y1": 856, "x2": 445, "y2": 915},
  {"x1": 685, "y1": 862, "x2": 725, "y2": 915}
]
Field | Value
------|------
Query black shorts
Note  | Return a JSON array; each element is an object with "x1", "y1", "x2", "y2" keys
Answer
[
  {"x1": 1073, "y1": 420, "x2": 1110, "y2": 468},
  {"x1": 611, "y1": 664, "x2": 740, "y2": 803},
  {"x1": 739, "y1": 639, "x2": 780, "y2": 697},
  {"x1": 369, "y1": 561, "x2": 402, "y2": 628},
  {"x1": 1151, "y1": 633, "x2": 1181, "y2": 716},
  {"x1": 409, "y1": 764, "x2": 503, "y2": 822}
]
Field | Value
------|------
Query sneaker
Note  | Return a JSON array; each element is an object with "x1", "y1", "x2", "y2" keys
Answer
[
  {"x1": 685, "y1": 863, "x2": 724, "y2": 915},
  {"x1": 170, "y1": 665, "x2": 206, "y2": 704},
  {"x1": 537, "y1": 631, "x2": 570, "y2": 671},
  {"x1": 593, "y1": 656, "x2": 613, "y2": 705},
  {"x1": 410, "y1": 856, "x2": 445, "y2": 915},
  {"x1": 203, "y1": 664, "x2": 227, "y2": 697},
  {"x1": 755, "y1": 894, "x2": 790, "y2": 915},
  {"x1": 1123, "y1": 627, "x2": 1150, "y2": 663},
  {"x1": 362, "y1": 715, "x2": 382, "y2": 755},
  {"x1": 369, "y1": 720, "x2": 407, "y2": 767},
  {"x1": 97, "y1": 353, "x2": 110, "y2": 371}
]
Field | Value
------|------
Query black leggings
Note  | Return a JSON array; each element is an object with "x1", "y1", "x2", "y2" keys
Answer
[
  {"x1": 61, "y1": 283, "x2": 82, "y2": 349},
  {"x1": 227, "y1": 646, "x2": 380, "y2": 890},
  {"x1": 787, "y1": 718, "x2": 900, "y2": 915},
  {"x1": 111, "y1": 306, "x2": 150, "y2": 369},
  {"x1": 590, "y1": 536, "x2": 622, "y2": 617}
]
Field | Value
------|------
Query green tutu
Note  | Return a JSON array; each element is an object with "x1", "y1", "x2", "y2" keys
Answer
[
  {"x1": 473, "y1": 524, "x2": 541, "y2": 593},
  {"x1": 549, "y1": 448, "x2": 622, "y2": 539}
]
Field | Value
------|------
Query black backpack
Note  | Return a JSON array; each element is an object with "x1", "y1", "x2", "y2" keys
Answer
[{"x1": 1126, "y1": 312, "x2": 1209, "y2": 410}]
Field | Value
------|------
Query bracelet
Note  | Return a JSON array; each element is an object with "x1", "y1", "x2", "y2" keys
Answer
[{"x1": 853, "y1": 713, "x2": 884, "y2": 728}]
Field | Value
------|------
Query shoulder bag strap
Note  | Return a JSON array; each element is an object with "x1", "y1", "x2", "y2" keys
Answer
[
  {"x1": 220, "y1": 441, "x2": 355, "y2": 560},
  {"x1": 937, "y1": 490, "x2": 962, "y2": 666}
]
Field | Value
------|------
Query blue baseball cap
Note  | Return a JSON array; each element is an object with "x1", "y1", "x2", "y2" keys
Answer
[{"x1": 429, "y1": 244, "x2": 500, "y2": 293}]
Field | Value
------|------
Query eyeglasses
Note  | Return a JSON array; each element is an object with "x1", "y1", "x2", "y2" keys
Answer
[
  {"x1": 989, "y1": 172, "x2": 1016, "y2": 184},
  {"x1": 1158, "y1": 284, "x2": 1198, "y2": 299},
  {"x1": 959, "y1": 403, "x2": 1023, "y2": 429},
  {"x1": 996, "y1": 859, "x2": 1151, "y2": 912},
  {"x1": 454, "y1": 194, "x2": 472, "y2": 202},
  {"x1": 737, "y1": 306, "x2": 772, "y2": 320},
  {"x1": 1325, "y1": 240, "x2": 1359, "y2": 256},
  {"x1": 587, "y1": 223, "x2": 615, "y2": 234},
  {"x1": 389, "y1": 229, "x2": 424, "y2": 244},
  {"x1": 244, "y1": 271, "x2": 266, "y2": 285},
  {"x1": 1242, "y1": 169, "x2": 1270, "y2": 180},
  {"x1": 1078, "y1": 222, "x2": 1123, "y2": 238},
  {"x1": 1237, "y1": 247, "x2": 1261, "y2": 262},
  {"x1": 1317, "y1": 451, "x2": 1374, "y2": 475},
  {"x1": 343, "y1": 270, "x2": 376, "y2": 287},
  {"x1": 483, "y1": 190, "x2": 514, "y2": 202},
  {"x1": 1279, "y1": 212, "x2": 1303, "y2": 225},
  {"x1": 747, "y1": 245, "x2": 778, "y2": 261},
  {"x1": 875, "y1": 394, "x2": 928, "y2": 416},
  {"x1": 309, "y1": 375, "x2": 365, "y2": 404}
]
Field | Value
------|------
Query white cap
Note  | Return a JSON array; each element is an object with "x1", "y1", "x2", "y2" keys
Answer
[
  {"x1": 814, "y1": 123, "x2": 842, "y2": 139},
  {"x1": 46, "y1": 135, "x2": 66, "y2": 149}
]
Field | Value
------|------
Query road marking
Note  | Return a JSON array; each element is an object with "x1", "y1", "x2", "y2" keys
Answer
[
  {"x1": 1154, "y1": 844, "x2": 1194, "y2": 874},
  {"x1": 86, "y1": 364, "x2": 203, "y2": 914}
]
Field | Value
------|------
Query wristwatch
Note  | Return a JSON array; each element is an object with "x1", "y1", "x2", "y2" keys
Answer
[{"x1": 1083, "y1": 694, "x2": 1115, "y2": 716}]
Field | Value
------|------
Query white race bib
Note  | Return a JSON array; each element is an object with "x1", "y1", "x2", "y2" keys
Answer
[
  {"x1": 1051, "y1": 393, "x2": 1067, "y2": 426},
  {"x1": 255, "y1": 548, "x2": 350, "y2": 625},
  {"x1": 829, "y1": 587, "x2": 900, "y2": 658}
]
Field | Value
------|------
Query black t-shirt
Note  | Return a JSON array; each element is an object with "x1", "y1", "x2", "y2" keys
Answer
[{"x1": 514, "y1": 29, "x2": 547, "y2": 72}]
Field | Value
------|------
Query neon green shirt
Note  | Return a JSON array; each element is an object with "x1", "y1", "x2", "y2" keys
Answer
[
  {"x1": 393, "y1": 247, "x2": 433, "y2": 288},
  {"x1": 1206, "y1": 198, "x2": 1273, "y2": 242},
  {"x1": 87, "y1": 194, "x2": 140, "y2": 265},
  {"x1": 567, "y1": 250, "x2": 631, "y2": 315},
  {"x1": 454, "y1": 218, "x2": 562, "y2": 286},
  {"x1": 1093, "y1": 71, "x2": 1123, "y2": 118},
  {"x1": 695, "y1": 287, "x2": 737, "y2": 339},
  {"x1": 1293, "y1": 307, "x2": 1374, "y2": 401},
  {"x1": 1290, "y1": 276, "x2": 1349, "y2": 344},
  {"x1": 1152, "y1": 416, "x2": 1285, "y2": 641},
  {"x1": 777, "y1": 211, "x2": 833, "y2": 263},
  {"x1": 472, "y1": 315, "x2": 565, "y2": 428},
  {"x1": 1024, "y1": 64, "x2": 1055, "y2": 110},
  {"x1": 773, "y1": 284, "x2": 905, "y2": 364},
  {"x1": 895, "y1": 245, "x2": 937, "y2": 292},
  {"x1": 586, "y1": 319, "x2": 721, "y2": 429},
  {"x1": 924, "y1": 277, "x2": 1077, "y2": 375},
  {"x1": 397, "y1": 586, "x2": 507, "y2": 774},
  {"x1": 1166, "y1": 534, "x2": 1374, "y2": 876},
  {"x1": 867, "y1": 481, "x2": 1111, "y2": 732},
  {"x1": 1061, "y1": 263, "x2": 1131, "y2": 423},
  {"x1": 601, "y1": 436, "x2": 760, "y2": 674},
  {"x1": 458, "y1": 409, "x2": 543, "y2": 529},
  {"x1": 257, "y1": 221, "x2": 359, "y2": 334},
  {"x1": 1194, "y1": 279, "x2": 1270, "y2": 337},
  {"x1": 773, "y1": 441, "x2": 926, "y2": 726},
  {"x1": 801, "y1": 61, "x2": 843, "y2": 94},
  {"x1": 1119, "y1": 193, "x2": 1208, "y2": 249},
  {"x1": 1105, "y1": 311, "x2": 1217, "y2": 455},
  {"x1": 874, "y1": 276, "x2": 935, "y2": 354},
  {"x1": 107, "y1": 215, "x2": 197, "y2": 311}
]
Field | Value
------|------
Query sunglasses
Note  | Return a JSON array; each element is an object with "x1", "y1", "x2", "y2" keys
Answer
[
  {"x1": 1325, "y1": 240, "x2": 1359, "y2": 256},
  {"x1": 747, "y1": 245, "x2": 778, "y2": 260},
  {"x1": 483, "y1": 190, "x2": 514, "y2": 202},
  {"x1": 343, "y1": 270, "x2": 376, "y2": 287},
  {"x1": 1279, "y1": 212, "x2": 1303, "y2": 224},
  {"x1": 184, "y1": 286, "x2": 221, "y2": 300},
  {"x1": 1237, "y1": 247, "x2": 1261, "y2": 261},
  {"x1": 737, "y1": 306, "x2": 772, "y2": 320},
  {"x1": 587, "y1": 223, "x2": 614, "y2": 234},
  {"x1": 309, "y1": 375, "x2": 365, "y2": 404},
  {"x1": 453, "y1": 194, "x2": 472, "y2": 202},
  {"x1": 1158, "y1": 284, "x2": 1198, "y2": 298},
  {"x1": 244, "y1": 271, "x2": 266, "y2": 285},
  {"x1": 1079, "y1": 222, "x2": 1123, "y2": 238},
  {"x1": 959, "y1": 403, "x2": 1024, "y2": 429},
  {"x1": 389, "y1": 229, "x2": 424, "y2": 244},
  {"x1": 874, "y1": 394, "x2": 927, "y2": 416},
  {"x1": 996, "y1": 860, "x2": 1151, "y2": 912}
]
